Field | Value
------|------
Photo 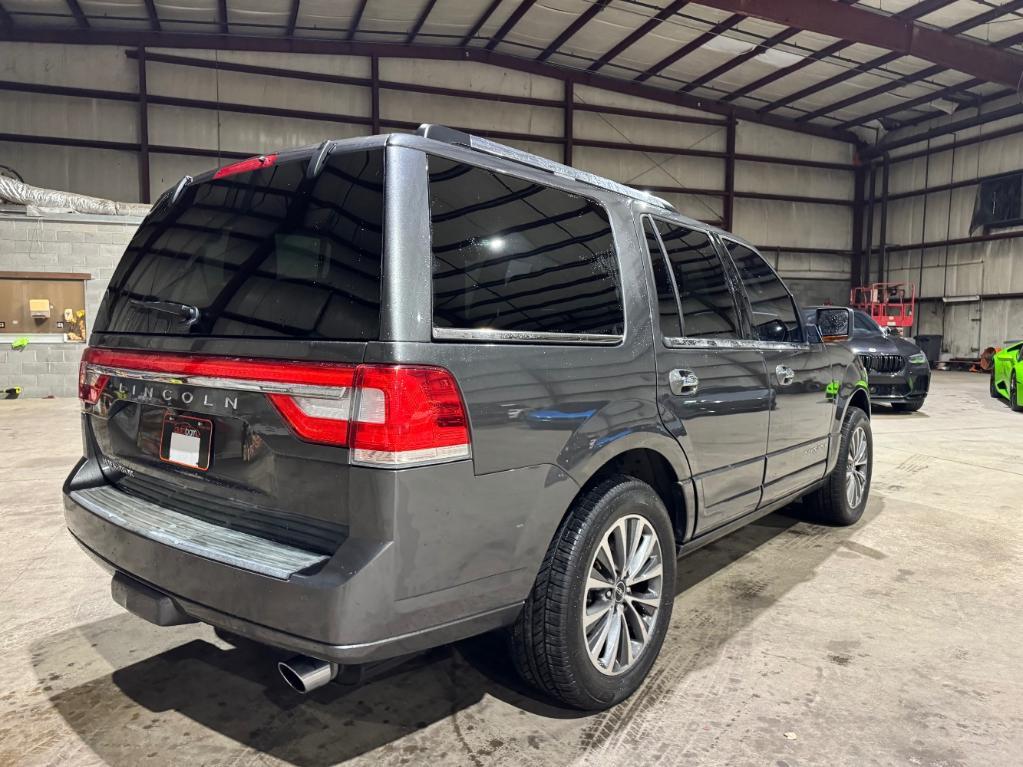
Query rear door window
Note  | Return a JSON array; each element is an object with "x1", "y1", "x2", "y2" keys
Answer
[
  {"x1": 427, "y1": 155, "x2": 624, "y2": 338},
  {"x1": 95, "y1": 149, "x2": 384, "y2": 339},
  {"x1": 654, "y1": 220, "x2": 741, "y2": 339},
  {"x1": 724, "y1": 241, "x2": 802, "y2": 343}
]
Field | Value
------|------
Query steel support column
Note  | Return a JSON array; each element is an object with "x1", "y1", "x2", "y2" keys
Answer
[
  {"x1": 878, "y1": 154, "x2": 890, "y2": 282},
  {"x1": 137, "y1": 46, "x2": 150, "y2": 203},
  {"x1": 723, "y1": 115, "x2": 736, "y2": 231},
  {"x1": 370, "y1": 55, "x2": 380, "y2": 134},
  {"x1": 863, "y1": 162, "x2": 877, "y2": 288},
  {"x1": 563, "y1": 80, "x2": 573, "y2": 166},
  {"x1": 852, "y1": 162, "x2": 865, "y2": 291}
]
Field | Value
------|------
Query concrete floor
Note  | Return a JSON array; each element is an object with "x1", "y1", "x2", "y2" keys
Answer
[{"x1": 1, "y1": 371, "x2": 1022, "y2": 766}]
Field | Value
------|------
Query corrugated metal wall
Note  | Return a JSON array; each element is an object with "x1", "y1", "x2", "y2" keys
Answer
[
  {"x1": 870, "y1": 92, "x2": 1023, "y2": 357},
  {"x1": 0, "y1": 41, "x2": 855, "y2": 306}
]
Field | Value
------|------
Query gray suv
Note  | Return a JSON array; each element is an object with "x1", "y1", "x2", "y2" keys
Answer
[{"x1": 64, "y1": 125, "x2": 872, "y2": 710}]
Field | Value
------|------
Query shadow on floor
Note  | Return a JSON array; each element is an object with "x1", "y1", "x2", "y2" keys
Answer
[
  {"x1": 871, "y1": 404, "x2": 931, "y2": 417},
  {"x1": 31, "y1": 502, "x2": 882, "y2": 766}
]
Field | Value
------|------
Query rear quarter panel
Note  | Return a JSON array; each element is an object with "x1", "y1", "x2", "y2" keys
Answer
[
  {"x1": 380, "y1": 143, "x2": 683, "y2": 485},
  {"x1": 369, "y1": 146, "x2": 687, "y2": 602}
]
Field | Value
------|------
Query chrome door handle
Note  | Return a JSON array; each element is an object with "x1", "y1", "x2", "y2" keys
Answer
[
  {"x1": 668, "y1": 368, "x2": 699, "y2": 396},
  {"x1": 775, "y1": 365, "x2": 795, "y2": 386}
]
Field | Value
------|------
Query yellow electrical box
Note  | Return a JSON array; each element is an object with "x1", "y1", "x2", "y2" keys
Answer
[{"x1": 29, "y1": 299, "x2": 51, "y2": 319}]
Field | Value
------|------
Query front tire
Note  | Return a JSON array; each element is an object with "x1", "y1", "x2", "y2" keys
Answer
[
  {"x1": 1012, "y1": 373, "x2": 1023, "y2": 412},
  {"x1": 804, "y1": 407, "x2": 872, "y2": 526},
  {"x1": 990, "y1": 371, "x2": 1001, "y2": 399},
  {"x1": 510, "y1": 476, "x2": 676, "y2": 710}
]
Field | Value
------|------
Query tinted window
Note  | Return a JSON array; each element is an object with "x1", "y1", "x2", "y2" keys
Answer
[
  {"x1": 853, "y1": 310, "x2": 882, "y2": 335},
  {"x1": 428, "y1": 156, "x2": 623, "y2": 336},
  {"x1": 725, "y1": 242, "x2": 802, "y2": 343},
  {"x1": 655, "y1": 221, "x2": 740, "y2": 339},
  {"x1": 642, "y1": 217, "x2": 682, "y2": 338},
  {"x1": 96, "y1": 150, "x2": 384, "y2": 339}
]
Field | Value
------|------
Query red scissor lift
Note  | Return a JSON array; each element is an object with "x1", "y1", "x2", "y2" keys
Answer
[{"x1": 850, "y1": 282, "x2": 916, "y2": 333}]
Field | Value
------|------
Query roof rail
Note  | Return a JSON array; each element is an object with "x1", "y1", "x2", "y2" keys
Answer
[{"x1": 416, "y1": 124, "x2": 676, "y2": 212}]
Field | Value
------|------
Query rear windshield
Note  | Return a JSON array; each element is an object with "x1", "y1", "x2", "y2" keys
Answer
[{"x1": 95, "y1": 149, "x2": 384, "y2": 339}]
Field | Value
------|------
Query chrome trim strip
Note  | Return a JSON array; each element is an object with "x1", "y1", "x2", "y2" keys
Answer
[
  {"x1": 352, "y1": 443, "x2": 472, "y2": 469},
  {"x1": 72, "y1": 485, "x2": 328, "y2": 580},
  {"x1": 419, "y1": 126, "x2": 675, "y2": 212},
  {"x1": 432, "y1": 327, "x2": 623, "y2": 345},
  {"x1": 663, "y1": 337, "x2": 810, "y2": 352},
  {"x1": 89, "y1": 364, "x2": 349, "y2": 399}
]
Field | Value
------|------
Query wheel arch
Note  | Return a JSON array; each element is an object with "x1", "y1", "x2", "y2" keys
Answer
[
  {"x1": 827, "y1": 363, "x2": 871, "y2": 475},
  {"x1": 571, "y1": 442, "x2": 692, "y2": 548},
  {"x1": 844, "y1": 387, "x2": 871, "y2": 420}
]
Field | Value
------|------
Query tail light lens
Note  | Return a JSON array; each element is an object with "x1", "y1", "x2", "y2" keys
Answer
[
  {"x1": 350, "y1": 366, "x2": 471, "y2": 466},
  {"x1": 77, "y1": 348, "x2": 470, "y2": 468},
  {"x1": 78, "y1": 350, "x2": 109, "y2": 405}
]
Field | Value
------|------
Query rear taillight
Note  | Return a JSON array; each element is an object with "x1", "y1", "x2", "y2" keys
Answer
[
  {"x1": 78, "y1": 349, "x2": 109, "y2": 405},
  {"x1": 77, "y1": 348, "x2": 470, "y2": 467},
  {"x1": 349, "y1": 366, "x2": 471, "y2": 466}
]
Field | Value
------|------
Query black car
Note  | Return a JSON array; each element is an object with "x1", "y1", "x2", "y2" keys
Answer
[
  {"x1": 804, "y1": 307, "x2": 930, "y2": 412},
  {"x1": 65, "y1": 125, "x2": 873, "y2": 711}
]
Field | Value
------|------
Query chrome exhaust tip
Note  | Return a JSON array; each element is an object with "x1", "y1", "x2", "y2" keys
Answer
[{"x1": 277, "y1": 655, "x2": 338, "y2": 693}]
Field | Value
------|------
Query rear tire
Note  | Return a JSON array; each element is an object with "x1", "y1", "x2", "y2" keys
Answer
[
  {"x1": 804, "y1": 407, "x2": 872, "y2": 526},
  {"x1": 510, "y1": 476, "x2": 676, "y2": 710},
  {"x1": 891, "y1": 400, "x2": 923, "y2": 413}
]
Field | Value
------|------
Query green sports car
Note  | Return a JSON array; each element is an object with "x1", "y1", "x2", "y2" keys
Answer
[{"x1": 991, "y1": 341, "x2": 1023, "y2": 411}]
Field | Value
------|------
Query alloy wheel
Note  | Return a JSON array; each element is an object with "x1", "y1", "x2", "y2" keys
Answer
[
  {"x1": 845, "y1": 426, "x2": 869, "y2": 508},
  {"x1": 582, "y1": 514, "x2": 663, "y2": 676}
]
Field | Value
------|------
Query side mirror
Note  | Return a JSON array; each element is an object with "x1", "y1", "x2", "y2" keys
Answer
[
  {"x1": 816, "y1": 307, "x2": 852, "y2": 342},
  {"x1": 757, "y1": 318, "x2": 788, "y2": 343},
  {"x1": 880, "y1": 326, "x2": 891, "y2": 338}
]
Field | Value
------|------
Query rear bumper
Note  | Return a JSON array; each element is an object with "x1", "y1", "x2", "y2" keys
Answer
[
  {"x1": 75, "y1": 537, "x2": 519, "y2": 664},
  {"x1": 63, "y1": 453, "x2": 575, "y2": 664}
]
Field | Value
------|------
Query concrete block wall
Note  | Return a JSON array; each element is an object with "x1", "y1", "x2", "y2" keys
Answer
[{"x1": 0, "y1": 210, "x2": 140, "y2": 397}]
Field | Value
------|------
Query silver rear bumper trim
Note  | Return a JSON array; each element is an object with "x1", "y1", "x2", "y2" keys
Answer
[{"x1": 71, "y1": 485, "x2": 328, "y2": 580}]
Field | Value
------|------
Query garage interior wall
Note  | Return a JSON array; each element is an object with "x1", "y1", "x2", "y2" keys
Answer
[
  {"x1": 0, "y1": 41, "x2": 855, "y2": 307},
  {"x1": 868, "y1": 90, "x2": 1023, "y2": 358}
]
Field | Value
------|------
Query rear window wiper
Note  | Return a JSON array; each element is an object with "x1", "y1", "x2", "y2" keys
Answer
[{"x1": 129, "y1": 299, "x2": 200, "y2": 326}]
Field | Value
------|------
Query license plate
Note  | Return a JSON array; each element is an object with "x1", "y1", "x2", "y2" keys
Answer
[{"x1": 159, "y1": 413, "x2": 213, "y2": 471}]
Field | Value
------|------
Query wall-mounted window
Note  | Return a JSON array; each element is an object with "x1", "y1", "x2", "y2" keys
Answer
[
  {"x1": 971, "y1": 172, "x2": 1023, "y2": 232},
  {"x1": 0, "y1": 272, "x2": 90, "y2": 341}
]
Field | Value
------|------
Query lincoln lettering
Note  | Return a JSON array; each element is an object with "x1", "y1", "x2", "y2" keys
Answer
[{"x1": 114, "y1": 381, "x2": 239, "y2": 410}]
